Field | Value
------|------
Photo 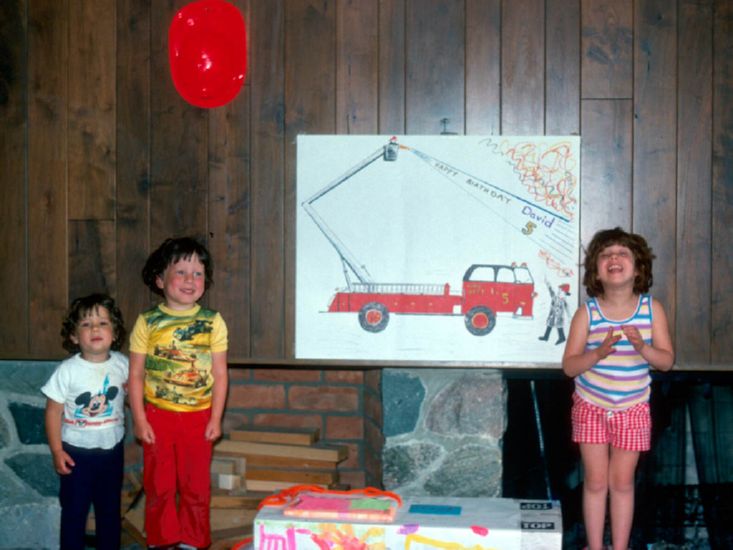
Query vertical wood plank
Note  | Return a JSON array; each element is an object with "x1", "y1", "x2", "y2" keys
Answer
[
  {"x1": 150, "y1": 0, "x2": 208, "y2": 245},
  {"x1": 712, "y1": 0, "x2": 733, "y2": 364},
  {"x1": 405, "y1": 0, "x2": 464, "y2": 134},
  {"x1": 677, "y1": 0, "x2": 712, "y2": 368},
  {"x1": 116, "y1": 0, "x2": 151, "y2": 329},
  {"x1": 69, "y1": 220, "x2": 116, "y2": 300},
  {"x1": 580, "y1": 99, "x2": 633, "y2": 253},
  {"x1": 67, "y1": 0, "x2": 116, "y2": 220},
  {"x1": 28, "y1": 0, "x2": 68, "y2": 356},
  {"x1": 546, "y1": 0, "x2": 580, "y2": 135},
  {"x1": 465, "y1": 0, "x2": 500, "y2": 135},
  {"x1": 581, "y1": 0, "x2": 633, "y2": 99},
  {"x1": 378, "y1": 0, "x2": 405, "y2": 135},
  {"x1": 208, "y1": 0, "x2": 252, "y2": 361},
  {"x1": 0, "y1": 0, "x2": 29, "y2": 354},
  {"x1": 502, "y1": 0, "x2": 544, "y2": 134},
  {"x1": 284, "y1": 0, "x2": 336, "y2": 358},
  {"x1": 632, "y1": 0, "x2": 677, "y2": 327},
  {"x1": 336, "y1": 0, "x2": 378, "y2": 134},
  {"x1": 250, "y1": 0, "x2": 285, "y2": 358}
]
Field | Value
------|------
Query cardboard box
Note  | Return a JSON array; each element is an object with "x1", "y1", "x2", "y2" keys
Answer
[{"x1": 254, "y1": 494, "x2": 562, "y2": 549}]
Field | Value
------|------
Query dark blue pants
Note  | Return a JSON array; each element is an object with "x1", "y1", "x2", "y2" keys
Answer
[{"x1": 59, "y1": 441, "x2": 124, "y2": 550}]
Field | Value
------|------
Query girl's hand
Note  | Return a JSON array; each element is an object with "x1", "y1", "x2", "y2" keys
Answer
[
  {"x1": 621, "y1": 324, "x2": 645, "y2": 353},
  {"x1": 52, "y1": 449, "x2": 75, "y2": 475},
  {"x1": 205, "y1": 419, "x2": 222, "y2": 442},
  {"x1": 595, "y1": 327, "x2": 622, "y2": 360},
  {"x1": 134, "y1": 419, "x2": 156, "y2": 445}
]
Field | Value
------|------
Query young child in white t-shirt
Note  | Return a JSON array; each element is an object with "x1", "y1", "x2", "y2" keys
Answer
[{"x1": 42, "y1": 293, "x2": 128, "y2": 550}]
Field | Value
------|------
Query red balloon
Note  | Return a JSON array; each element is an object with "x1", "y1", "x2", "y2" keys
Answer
[{"x1": 168, "y1": 0, "x2": 248, "y2": 108}]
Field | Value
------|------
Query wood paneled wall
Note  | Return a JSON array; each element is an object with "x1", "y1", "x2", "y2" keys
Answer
[{"x1": 1, "y1": 0, "x2": 731, "y2": 369}]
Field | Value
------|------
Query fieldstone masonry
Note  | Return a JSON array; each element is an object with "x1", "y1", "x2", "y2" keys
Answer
[
  {"x1": 0, "y1": 360, "x2": 61, "y2": 549},
  {"x1": 382, "y1": 368, "x2": 505, "y2": 497}
]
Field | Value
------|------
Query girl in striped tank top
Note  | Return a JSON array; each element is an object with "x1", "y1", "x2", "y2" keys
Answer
[{"x1": 562, "y1": 227, "x2": 674, "y2": 550}]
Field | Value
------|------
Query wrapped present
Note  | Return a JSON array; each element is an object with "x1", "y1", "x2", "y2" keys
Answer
[{"x1": 254, "y1": 486, "x2": 561, "y2": 549}]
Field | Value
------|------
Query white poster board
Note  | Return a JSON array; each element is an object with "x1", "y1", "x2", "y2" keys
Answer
[{"x1": 295, "y1": 135, "x2": 580, "y2": 365}]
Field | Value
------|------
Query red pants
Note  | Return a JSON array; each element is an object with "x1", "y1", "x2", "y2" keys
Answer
[{"x1": 143, "y1": 404, "x2": 213, "y2": 547}]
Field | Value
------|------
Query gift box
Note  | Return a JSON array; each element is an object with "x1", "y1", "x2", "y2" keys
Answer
[{"x1": 254, "y1": 491, "x2": 561, "y2": 549}]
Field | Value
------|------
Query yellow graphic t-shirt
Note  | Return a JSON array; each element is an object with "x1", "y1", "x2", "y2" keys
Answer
[{"x1": 130, "y1": 303, "x2": 227, "y2": 412}]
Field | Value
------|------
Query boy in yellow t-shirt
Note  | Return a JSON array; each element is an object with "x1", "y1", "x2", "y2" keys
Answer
[{"x1": 128, "y1": 237, "x2": 228, "y2": 549}]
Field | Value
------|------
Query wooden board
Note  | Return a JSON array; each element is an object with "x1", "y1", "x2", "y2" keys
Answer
[
  {"x1": 236, "y1": 453, "x2": 338, "y2": 471},
  {"x1": 581, "y1": 0, "x2": 632, "y2": 99},
  {"x1": 28, "y1": 0, "x2": 68, "y2": 353},
  {"x1": 405, "y1": 0, "x2": 464, "y2": 134},
  {"x1": 336, "y1": 0, "x2": 378, "y2": 134},
  {"x1": 378, "y1": 0, "x2": 405, "y2": 135},
  {"x1": 229, "y1": 427, "x2": 319, "y2": 446},
  {"x1": 211, "y1": 490, "x2": 267, "y2": 510},
  {"x1": 206, "y1": 0, "x2": 251, "y2": 360},
  {"x1": 465, "y1": 0, "x2": 500, "y2": 135},
  {"x1": 68, "y1": 220, "x2": 116, "y2": 300},
  {"x1": 501, "y1": 0, "x2": 544, "y2": 134},
  {"x1": 216, "y1": 439, "x2": 347, "y2": 462},
  {"x1": 712, "y1": 0, "x2": 733, "y2": 365},
  {"x1": 283, "y1": 0, "x2": 337, "y2": 357},
  {"x1": 0, "y1": 0, "x2": 29, "y2": 355},
  {"x1": 546, "y1": 0, "x2": 580, "y2": 135},
  {"x1": 150, "y1": 1, "x2": 207, "y2": 242},
  {"x1": 580, "y1": 99, "x2": 633, "y2": 243},
  {"x1": 212, "y1": 455, "x2": 247, "y2": 475},
  {"x1": 250, "y1": 0, "x2": 286, "y2": 358},
  {"x1": 632, "y1": 0, "x2": 678, "y2": 325},
  {"x1": 115, "y1": 0, "x2": 152, "y2": 335},
  {"x1": 68, "y1": 0, "x2": 115, "y2": 220},
  {"x1": 245, "y1": 479, "x2": 330, "y2": 492},
  {"x1": 245, "y1": 467, "x2": 337, "y2": 485},
  {"x1": 676, "y1": 0, "x2": 712, "y2": 367}
]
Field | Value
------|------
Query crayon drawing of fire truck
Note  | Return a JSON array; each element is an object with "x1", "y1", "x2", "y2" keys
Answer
[{"x1": 301, "y1": 138, "x2": 538, "y2": 336}]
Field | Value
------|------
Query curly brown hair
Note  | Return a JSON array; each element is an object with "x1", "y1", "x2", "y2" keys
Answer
[
  {"x1": 61, "y1": 293, "x2": 126, "y2": 353},
  {"x1": 582, "y1": 227, "x2": 655, "y2": 297}
]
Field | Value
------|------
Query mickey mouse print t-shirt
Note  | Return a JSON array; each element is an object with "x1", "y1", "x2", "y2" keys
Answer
[{"x1": 41, "y1": 351, "x2": 129, "y2": 450}]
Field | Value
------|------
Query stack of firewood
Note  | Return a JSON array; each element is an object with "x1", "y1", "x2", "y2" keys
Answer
[{"x1": 214, "y1": 427, "x2": 348, "y2": 493}]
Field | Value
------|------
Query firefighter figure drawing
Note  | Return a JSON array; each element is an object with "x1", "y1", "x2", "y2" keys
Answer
[{"x1": 538, "y1": 281, "x2": 571, "y2": 345}]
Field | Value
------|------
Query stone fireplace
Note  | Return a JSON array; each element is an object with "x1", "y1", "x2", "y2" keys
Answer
[
  {"x1": 0, "y1": 361, "x2": 508, "y2": 547},
  {"x1": 380, "y1": 368, "x2": 504, "y2": 496}
]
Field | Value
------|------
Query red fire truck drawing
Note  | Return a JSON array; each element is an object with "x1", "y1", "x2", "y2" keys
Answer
[
  {"x1": 302, "y1": 138, "x2": 538, "y2": 336},
  {"x1": 327, "y1": 263, "x2": 535, "y2": 336}
]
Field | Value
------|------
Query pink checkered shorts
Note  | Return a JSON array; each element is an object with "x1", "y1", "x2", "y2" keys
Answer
[{"x1": 571, "y1": 393, "x2": 651, "y2": 451}]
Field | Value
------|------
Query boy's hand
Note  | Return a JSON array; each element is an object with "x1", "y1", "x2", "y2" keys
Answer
[
  {"x1": 52, "y1": 449, "x2": 75, "y2": 475},
  {"x1": 205, "y1": 419, "x2": 222, "y2": 442},
  {"x1": 134, "y1": 419, "x2": 156, "y2": 445},
  {"x1": 621, "y1": 324, "x2": 645, "y2": 353},
  {"x1": 595, "y1": 327, "x2": 622, "y2": 360}
]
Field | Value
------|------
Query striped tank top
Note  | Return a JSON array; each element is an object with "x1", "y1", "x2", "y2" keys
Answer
[{"x1": 574, "y1": 294, "x2": 653, "y2": 411}]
